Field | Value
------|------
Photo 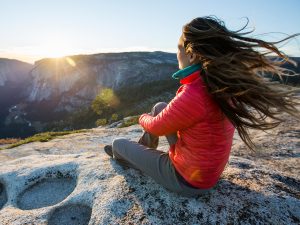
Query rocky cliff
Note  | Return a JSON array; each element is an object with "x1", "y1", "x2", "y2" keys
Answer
[
  {"x1": 0, "y1": 52, "x2": 178, "y2": 138},
  {"x1": 26, "y1": 52, "x2": 177, "y2": 112}
]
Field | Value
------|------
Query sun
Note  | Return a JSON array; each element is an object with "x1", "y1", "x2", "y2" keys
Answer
[{"x1": 37, "y1": 34, "x2": 75, "y2": 58}]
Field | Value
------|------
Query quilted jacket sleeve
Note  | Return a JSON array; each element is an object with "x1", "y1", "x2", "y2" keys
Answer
[{"x1": 139, "y1": 84, "x2": 206, "y2": 136}]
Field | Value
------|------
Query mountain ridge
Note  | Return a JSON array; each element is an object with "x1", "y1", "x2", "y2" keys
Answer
[
  {"x1": 0, "y1": 53, "x2": 299, "y2": 139},
  {"x1": 0, "y1": 52, "x2": 179, "y2": 138}
]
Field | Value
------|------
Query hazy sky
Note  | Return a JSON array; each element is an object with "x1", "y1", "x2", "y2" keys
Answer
[{"x1": 1, "y1": 0, "x2": 299, "y2": 64}]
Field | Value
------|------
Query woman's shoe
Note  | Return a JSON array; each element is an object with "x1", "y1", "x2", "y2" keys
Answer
[{"x1": 104, "y1": 145, "x2": 113, "y2": 158}]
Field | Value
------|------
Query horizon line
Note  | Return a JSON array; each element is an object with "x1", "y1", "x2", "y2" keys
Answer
[
  {"x1": 0, "y1": 49, "x2": 178, "y2": 64},
  {"x1": 1, "y1": 50, "x2": 299, "y2": 65},
  {"x1": 0, "y1": 50, "x2": 176, "y2": 65}
]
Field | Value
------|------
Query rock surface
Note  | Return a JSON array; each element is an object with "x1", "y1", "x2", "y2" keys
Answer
[{"x1": 0, "y1": 109, "x2": 300, "y2": 224}]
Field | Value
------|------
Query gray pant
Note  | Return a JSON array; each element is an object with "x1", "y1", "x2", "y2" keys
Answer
[{"x1": 112, "y1": 102, "x2": 211, "y2": 197}]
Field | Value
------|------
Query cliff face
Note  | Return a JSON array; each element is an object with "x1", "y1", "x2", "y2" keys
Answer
[
  {"x1": 0, "y1": 52, "x2": 178, "y2": 138},
  {"x1": 26, "y1": 52, "x2": 177, "y2": 112}
]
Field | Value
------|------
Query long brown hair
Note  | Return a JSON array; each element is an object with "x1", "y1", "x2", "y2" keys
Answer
[{"x1": 182, "y1": 16, "x2": 300, "y2": 151}]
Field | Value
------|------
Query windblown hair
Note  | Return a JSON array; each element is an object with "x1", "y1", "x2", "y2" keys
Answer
[{"x1": 182, "y1": 16, "x2": 300, "y2": 151}]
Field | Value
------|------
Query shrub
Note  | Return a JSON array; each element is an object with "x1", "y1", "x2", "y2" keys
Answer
[
  {"x1": 95, "y1": 118, "x2": 107, "y2": 126},
  {"x1": 111, "y1": 113, "x2": 119, "y2": 121},
  {"x1": 119, "y1": 115, "x2": 140, "y2": 128},
  {"x1": 92, "y1": 88, "x2": 120, "y2": 116}
]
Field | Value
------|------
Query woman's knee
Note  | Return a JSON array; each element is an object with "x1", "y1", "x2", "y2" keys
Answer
[
  {"x1": 112, "y1": 138, "x2": 128, "y2": 152},
  {"x1": 151, "y1": 102, "x2": 168, "y2": 115}
]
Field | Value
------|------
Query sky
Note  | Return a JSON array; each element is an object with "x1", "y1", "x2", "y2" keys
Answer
[{"x1": 0, "y1": 0, "x2": 300, "y2": 64}]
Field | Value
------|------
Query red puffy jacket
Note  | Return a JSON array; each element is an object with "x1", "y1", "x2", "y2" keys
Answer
[{"x1": 139, "y1": 70, "x2": 235, "y2": 189}]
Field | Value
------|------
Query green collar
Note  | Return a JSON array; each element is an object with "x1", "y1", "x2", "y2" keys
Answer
[{"x1": 172, "y1": 63, "x2": 203, "y2": 80}]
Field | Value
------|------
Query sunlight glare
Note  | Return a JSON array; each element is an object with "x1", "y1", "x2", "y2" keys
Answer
[{"x1": 66, "y1": 57, "x2": 76, "y2": 67}]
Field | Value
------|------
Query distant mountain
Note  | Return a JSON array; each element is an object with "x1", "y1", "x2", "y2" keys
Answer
[
  {"x1": 0, "y1": 58, "x2": 33, "y2": 86},
  {"x1": 0, "y1": 58, "x2": 33, "y2": 105},
  {"x1": 0, "y1": 59, "x2": 34, "y2": 137},
  {"x1": 0, "y1": 52, "x2": 179, "y2": 138},
  {"x1": 0, "y1": 53, "x2": 299, "y2": 139},
  {"x1": 26, "y1": 51, "x2": 177, "y2": 112}
]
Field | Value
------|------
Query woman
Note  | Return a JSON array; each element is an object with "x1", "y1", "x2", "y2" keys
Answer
[{"x1": 104, "y1": 16, "x2": 300, "y2": 197}]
